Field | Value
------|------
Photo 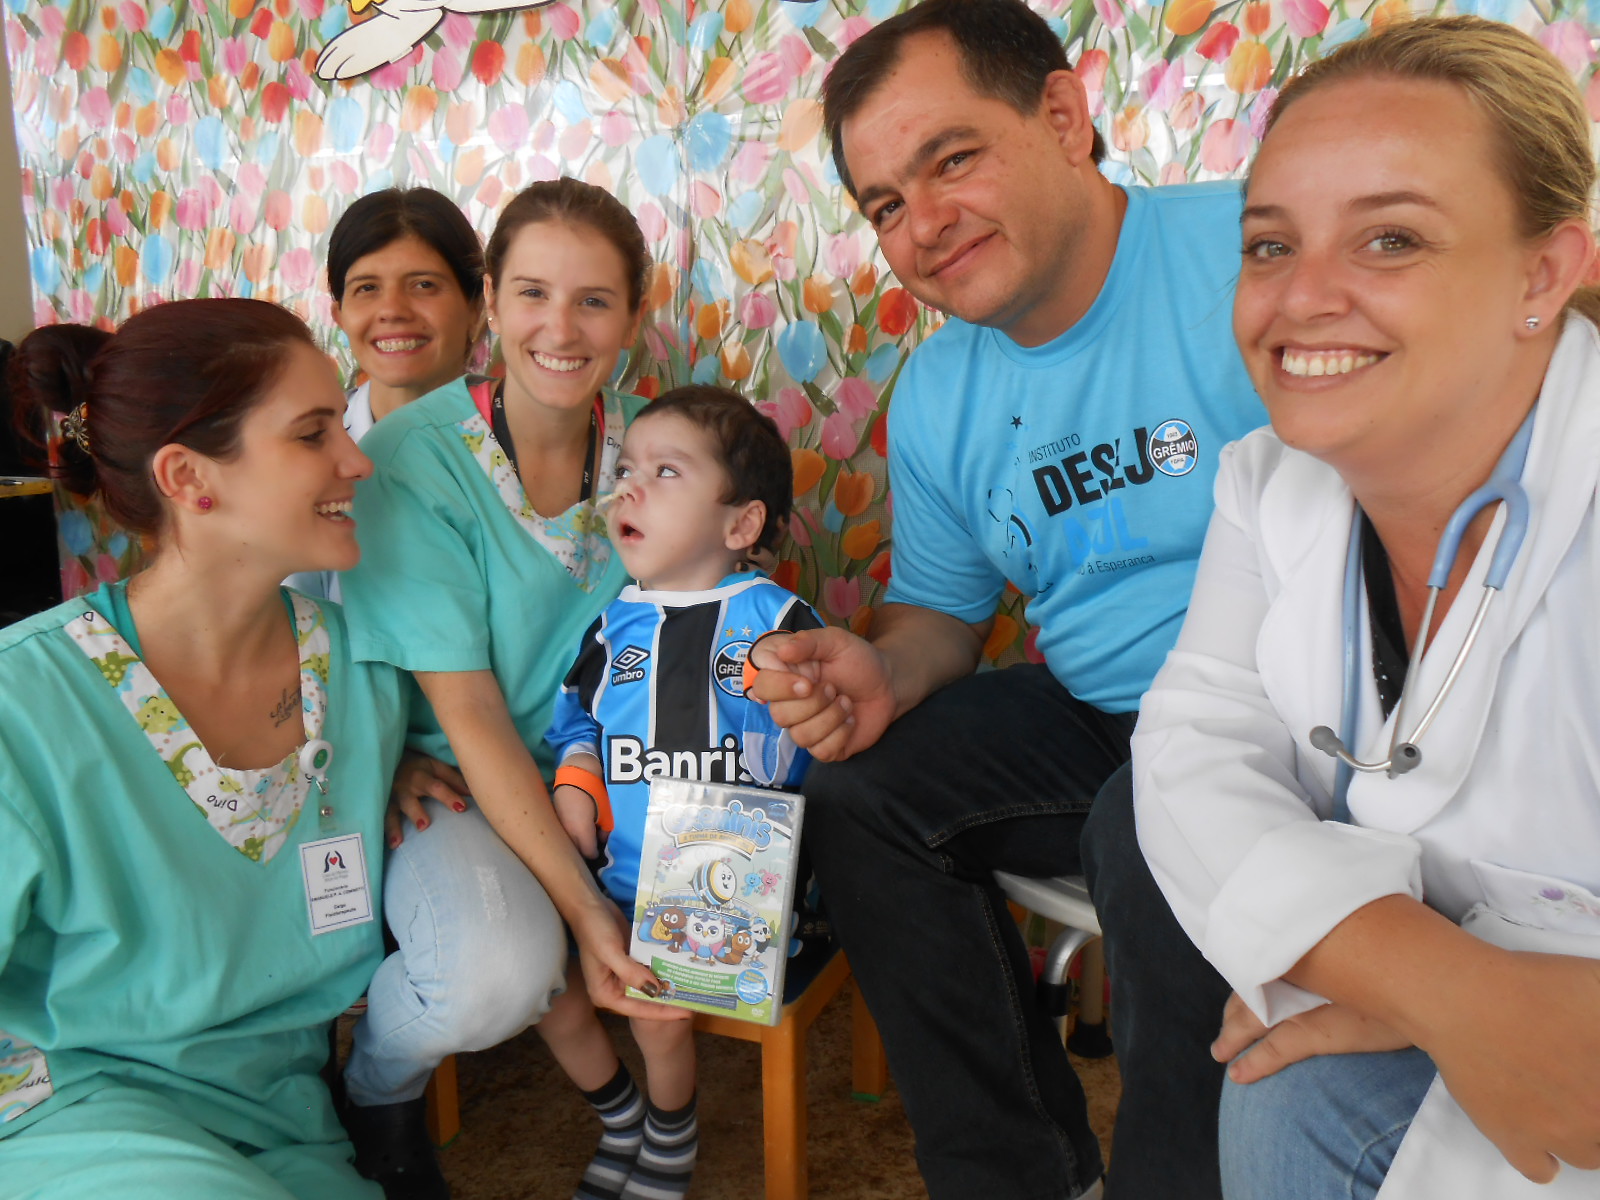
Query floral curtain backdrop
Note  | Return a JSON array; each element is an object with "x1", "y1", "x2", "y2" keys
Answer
[{"x1": 11, "y1": 0, "x2": 1598, "y2": 659}]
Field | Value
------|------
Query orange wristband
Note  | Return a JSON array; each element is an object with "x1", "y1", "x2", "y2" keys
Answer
[
  {"x1": 555, "y1": 763, "x2": 614, "y2": 833},
  {"x1": 742, "y1": 630, "x2": 784, "y2": 695}
]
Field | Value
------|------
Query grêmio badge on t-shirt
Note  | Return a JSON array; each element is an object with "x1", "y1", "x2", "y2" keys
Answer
[{"x1": 299, "y1": 833, "x2": 374, "y2": 935}]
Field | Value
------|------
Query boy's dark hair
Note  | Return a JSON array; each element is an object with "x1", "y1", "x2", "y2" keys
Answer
[
  {"x1": 639, "y1": 385, "x2": 792, "y2": 554},
  {"x1": 822, "y1": 0, "x2": 1107, "y2": 198}
]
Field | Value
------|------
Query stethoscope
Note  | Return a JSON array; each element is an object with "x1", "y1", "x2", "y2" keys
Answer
[{"x1": 1310, "y1": 407, "x2": 1535, "y2": 822}]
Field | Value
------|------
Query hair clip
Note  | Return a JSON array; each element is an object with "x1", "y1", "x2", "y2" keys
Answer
[{"x1": 59, "y1": 403, "x2": 90, "y2": 452}]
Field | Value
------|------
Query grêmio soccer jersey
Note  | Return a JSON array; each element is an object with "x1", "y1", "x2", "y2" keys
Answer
[{"x1": 548, "y1": 572, "x2": 821, "y2": 904}]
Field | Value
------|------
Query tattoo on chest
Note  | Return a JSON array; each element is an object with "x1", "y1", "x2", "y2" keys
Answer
[{"x1": 270, "y1": 687, "x2": 301, "y2": 728}]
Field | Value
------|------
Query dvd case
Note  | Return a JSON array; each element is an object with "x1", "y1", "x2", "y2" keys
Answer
[{"x1": 626, "y1": 777, "x2": 804, "y2": 1026}]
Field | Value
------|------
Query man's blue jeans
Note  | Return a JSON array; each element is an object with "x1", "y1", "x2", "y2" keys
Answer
[
  {"x1": 1083, "y1": 756, "x2": 1234, "y2": 1199},
  {"x1": 804, "y1": 664, "x2": 1228, "y2": 1199}
]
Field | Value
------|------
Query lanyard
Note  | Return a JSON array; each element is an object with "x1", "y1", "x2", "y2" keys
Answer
[
  {"x1": 300, "y1": 738, "x2": 336, "y2": 832},
  {"x1": 492, "y1": 384, "x2": 603, "y2": 504}
]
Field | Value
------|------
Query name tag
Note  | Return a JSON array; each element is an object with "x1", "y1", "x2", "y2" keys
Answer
[{"x1": 299, "y1": 833, "x2": 374, "y2": 936}]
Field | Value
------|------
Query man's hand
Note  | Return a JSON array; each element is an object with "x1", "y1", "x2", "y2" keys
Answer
[
  {"x1": 747, "y1": 626, "x2": 897, "y2": 761},
  {"x1": 1212, "y1": 991, "x2": 1411, "y2": 1084},
  {"x1": 552, "y1": 783, "x2": 600, "y2": 859},
  {"x1": 386, "y1": 751, "x2": 470, "y2": 848}
]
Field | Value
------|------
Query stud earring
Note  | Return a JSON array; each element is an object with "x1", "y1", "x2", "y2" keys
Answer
[
  {"x1": 198, "y1": 496, "x2": 213, "y2": 512},
  {"x1": 1525, "y1": 316, "x2": 1542, "y2": 330}
]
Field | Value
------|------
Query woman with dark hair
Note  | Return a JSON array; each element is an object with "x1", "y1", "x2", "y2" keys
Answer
[
  {"x1": 289, "y1": 187, "x2": 483, "y2": 601},
  {"x1": 326, "y1": 186, "x2": 485, "y2": 435},
  {"x1": 0, "y1": 298, "x2": 405, "y2": 1197},
  {"x1": 336, "y1": 178, "x2": 685, "y2": 1200}
]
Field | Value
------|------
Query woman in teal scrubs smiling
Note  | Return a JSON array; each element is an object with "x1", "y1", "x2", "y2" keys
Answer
[
  {"x1": 0, "y1": 298, "x2": 405, "y2": 1197},
  {"x1": 337, "y1": 178, "x2": 678, "y2": 1197}
]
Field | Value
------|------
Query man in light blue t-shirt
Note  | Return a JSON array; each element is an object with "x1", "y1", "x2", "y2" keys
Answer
[{"x1": 748, "y1": 2, "x2": 1259, "y2": 1198}]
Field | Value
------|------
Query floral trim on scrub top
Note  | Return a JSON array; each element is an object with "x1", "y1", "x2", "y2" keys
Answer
[
  {"x1": 0, "y1": 1033, "x2": 51, "y2": 1124},
  {"x1": 454, "y1": 388, "x2": 625, "y2": 593},
  {"x1": 64, "y1": 592, "x2": 331, "y2": 863}
]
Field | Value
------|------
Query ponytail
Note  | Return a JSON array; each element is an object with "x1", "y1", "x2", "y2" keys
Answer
[
  {"x1": 6, "y1": 299, "x2": 317, "y2": 537},
  {"x1": 8, "y1": 322, "x2": 112, "y2": 501}
]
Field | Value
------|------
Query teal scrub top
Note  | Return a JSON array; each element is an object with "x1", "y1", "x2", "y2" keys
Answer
[
  {"x1": 340, "y1": 377, "x2": 648, "y2": 777},
  {"x1": 0, "y1": 583, "x2": 406, "y2": 1149}
]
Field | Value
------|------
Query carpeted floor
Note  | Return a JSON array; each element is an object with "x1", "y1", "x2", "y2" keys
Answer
[{"x1": 433, "y1": 979, "x2": 1121, "y2": 1199}]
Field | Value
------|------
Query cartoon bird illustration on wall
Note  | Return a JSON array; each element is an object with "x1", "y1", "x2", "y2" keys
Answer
[{"x1": 315, "y1": 0, "x2": 552, "y2": 80}]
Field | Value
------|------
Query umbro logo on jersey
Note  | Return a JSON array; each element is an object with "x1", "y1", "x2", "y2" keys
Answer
[
  {"x1": 611, "y1": 645, "x2": 651, "y2": 685},
  {"x1": 614, "y1": 646, "x2": 650, "y2": 670}
]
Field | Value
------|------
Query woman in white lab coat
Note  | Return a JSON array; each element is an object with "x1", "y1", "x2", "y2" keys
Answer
[{"x1": 1133, "y1": 17, "x2": 1600, "y2": 1199}]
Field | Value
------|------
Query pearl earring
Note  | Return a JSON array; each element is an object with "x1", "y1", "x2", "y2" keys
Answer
[{"x1": 1525, "y1": 316, "x2": 1541, "y2": 330}]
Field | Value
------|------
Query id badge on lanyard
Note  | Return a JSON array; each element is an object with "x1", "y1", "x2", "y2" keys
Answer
[{"x1": 296, "y1": 738, "x2": 375, "y2": 935}]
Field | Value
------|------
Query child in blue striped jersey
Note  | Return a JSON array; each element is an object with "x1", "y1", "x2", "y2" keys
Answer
[{"x1": 542, "y1": 385, "x2": 819, "y2": 1200}]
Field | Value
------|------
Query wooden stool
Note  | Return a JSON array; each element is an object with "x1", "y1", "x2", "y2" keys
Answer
[
  {"x1": 422, "y1": 953, "x2": 889, "y2": 1196},
  {"x1": 693, "y1": 950, "x2": 885, "y2": 1200},
  {"x1": 424, "y1": 1055, "x2": 460, "y2": 1146},
  {"x1": 423, "y1": 951, "x2": 888, "y2": 1197}
]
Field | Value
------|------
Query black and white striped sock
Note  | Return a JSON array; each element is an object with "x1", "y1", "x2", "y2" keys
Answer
[
  {"x1": 573, "y1": 1065, "x2": 645, "y2": 1200},
  {"x1": 619, "y1": 1093, "x2": 698, "y2": 1200}
]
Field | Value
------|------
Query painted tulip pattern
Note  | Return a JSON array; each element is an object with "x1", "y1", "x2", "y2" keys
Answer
[{"x1": 13, "y1": 0, "x2": 1597, "y2": 660}]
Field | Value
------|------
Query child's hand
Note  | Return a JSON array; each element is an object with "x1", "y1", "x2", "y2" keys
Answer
[{"x1": 553, "y1": 783, "x2": 600, "y2": 859}]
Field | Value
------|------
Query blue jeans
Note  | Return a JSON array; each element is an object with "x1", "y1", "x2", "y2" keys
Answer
[
  {"x1": 1082, "y1": 763, "x2": 1233, "y2": 1199},
  {"x1": 804, "y1": 664, "x2": 1133, "y2": 1200},
  {"x1": 344, "y1": 799, "x2": 569, "y2": 1105},
  {"x1": 1219, "y1": 1048, "x2": 1437, "y2": 1200}
]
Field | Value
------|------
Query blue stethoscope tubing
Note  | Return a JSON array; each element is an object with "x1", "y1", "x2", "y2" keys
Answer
[{"x1": 1314, "y1": 407, "x2": 1536, "y2": 822}]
